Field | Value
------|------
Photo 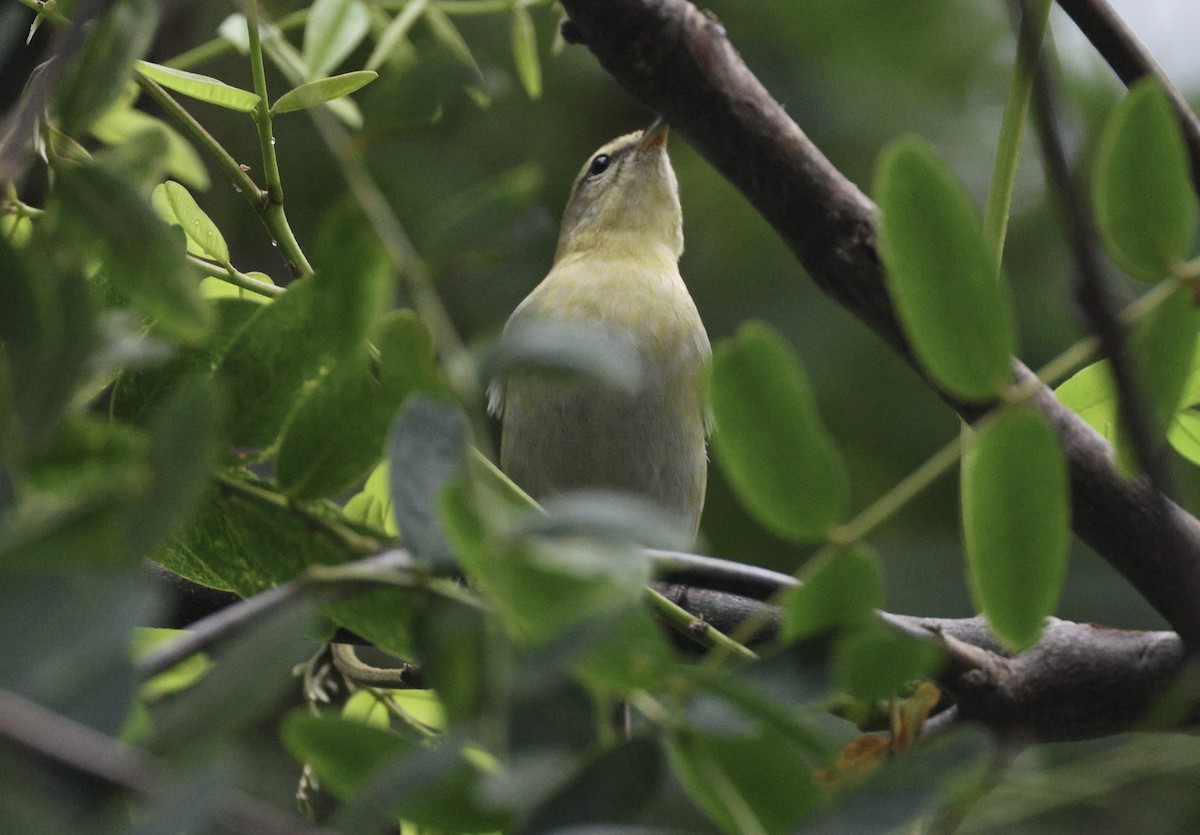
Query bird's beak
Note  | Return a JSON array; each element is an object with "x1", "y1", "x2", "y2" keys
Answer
[{"x1": 637, "y1": 116, "x2": 669, "y2": 153}]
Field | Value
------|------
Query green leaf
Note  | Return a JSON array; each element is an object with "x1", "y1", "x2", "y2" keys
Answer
[
  {"x1": 1129, "y1": 285, "x2": 1200, "y2": 441},
  {"x1": 160, "y1": 474, "x2": 351, "y2": 595},
  {"x1": 52, "y1": 162, "x2": 208, "y2": 342},
  {"x1": 271, "y1": 71, "x2": 378, "y2": 115},
  {"x1": 91, "y1": 105, "x2": 210, "y2": 190},
  {"x1": 875, "y1": 138, "x2": 1016, "y2": 401},
  {"x1": 1056, "y1": 287, "x2": 1199, "y2": 473},
  {"x1": 834, "y1": 622, "x2": 941, "y2": 700},
  {"x1": 56, "y1": 0, "x2": 158, "y2": 135},
  {"x1": 668, "y1": 726, "x2": 822, "y2": 835},
  {"x1": 709, "y1": 322, "x2": 849, "y2": 543},
  {"x1": 1094, "y1": 79, "x2": 1198, "y2": 281},
  {"x1": 276, "y1": 311, "x2": 440, "y2": 499},
  {"x1": 388, "y1": 396, "x2": 468, "y2": 568},
  {"x1": 134, "y1": 60, "x2": 261, "y2": 112},
  {"x1": 282, "y1": 712, "x2": 409, "y2": 798},
  {"x1": 303, "y1": 0, "x2": 371, "y2": 77},
  {"x1": 511, "y1": 8, "x2": 542, "y2": 99},
  {"x1": 423, "y1": 3, "x2": 486, "y2": 102},
  {"x1": 962, "y1": 405, "x2": 1069, "y2": 650},
  {"x1": 129, "y1": 376, "x2": 221, "y2": 557},
  {"x1": 780, "y1": 545, "x2": 884, "y2": 641},
  {"x1": 486, "y1": 320, "x2": 641, "y2": 398},
  {"x1": 366, "y1": 0, "x2": 428, "y2": 72},
  {"x1": 152, "y1": 181, "x2": 229, "y2": 265},
  {"x1": 217, "y1": 266, "x2": 377, "y2": 447},
  {"x1": 1169, "y1": 341, "x2": 1200, "y2": 466}
]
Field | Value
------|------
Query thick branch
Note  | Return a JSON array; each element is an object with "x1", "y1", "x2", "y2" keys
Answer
[
  {"x1": 656, "y1": 585, "x2": 1189, "y2": 742},
  {"x1": 557, "y1": 0, "x2": 1200, "y2": 648}
]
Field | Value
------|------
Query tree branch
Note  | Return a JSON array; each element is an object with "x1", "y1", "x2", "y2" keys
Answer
[
  {"x1": 1054, "y1": 0, "x2": 1200, "y2": 197},
  {"x1": 556, "y1": 0, "x2": 1200, "y2": 649}
]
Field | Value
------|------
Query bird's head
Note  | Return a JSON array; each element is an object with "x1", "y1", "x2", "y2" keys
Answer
[{"x1": 554, "y1": 118, "x2": 683, "y2": 264}]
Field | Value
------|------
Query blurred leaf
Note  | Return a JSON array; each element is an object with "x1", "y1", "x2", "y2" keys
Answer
[
  {"x1": 0, "y1": 570, "x2": 157, "y2": 735},
  {"x1": 1129, "y1": 284, "x2": 1200, "y2": 443},
  {"x1": 1094, "y1": 79, "x2": 1197, "y2": 281},
  {"x1": 152, "y1": 181, "x2": 229, "y2": 265},
  {"x1": 149, "y1": 600, "x2": 316, "y2": 757},
  {"x1": 129, "y1": 376, "x2": 220, "y2": 557},
  {"x1": 91, "y1": 105, "x2": 209, "y2": 190},
  {"x1": 367, "y1": 0, "x2": 428, "y2": 71},
  {"x1": 53, "y1": 161, "x2": 208, "y2": 342},
  {"x1": 780, "y1": 545, "x2": 884, "y2": 641},
  {"x1": 816, "y1": 728, "x2": 992, "y2": 832},
  {"x1": 388, "y1": 395, "x2": 468, "y2": 568},
  {"x1": 217, "y1": 13, "x2": 251, "y2": 53},
  {"x1": 486, "y1": 320, "x2": 641, "y2": 400},
  {"x1": 1169, "y1": 341, "x2": 1200, "y2": 466},
  {"x1": 834, "y1": 622, "x2": 940, "y2": 701},
  {"x1": 511, "y1": 7, "x2": 542, "y2": 99},
  {"x1": 423, "y1": 3, "x2": 486, "y2": 103},
  {"x1": 272, "y1": 71, "x2": 378, "y2": 115},
  {"x1": 283, "y1": 711, "x2": 408, "y2": 797},
  {"x1": 710, "y1": 321, "x2": 849, "y2": 542},
  {"x1": 668, "y1": 725, "x2": 823, "y2": 835},
  {"x1": 303, "y1": 0, "x2": 371, "y2": 77},
  {"x1": 199, "y1": 273, "x2": 275, "y2": 303},
  {"x1": 962, "y1": 406, "x2": 1069, "y2": 650},
  {"x1": 519, "y1": 490, "x2": 693, "y2": 552},
  {"x1": 875, "y1": 137, "x2": 1015, "y2": 401},
  {"x1": 134, "y1": 60, "x2": 260, "y2": 112},
  {"x1": 56, "y1": 0, "x2": 158, "y2": 135},
  {"x1": 277, "y1": 311, "x2": 440, "y2": 499},
  {"x1": 1055, "y1": 361, "x2": 1119, "y2": 445},
  {"x1": 414, "y1": 596, "x2": 490, "y2": 724},
  {"x1": 525, "y1": 737, "x2": 662, "y2": 830},
  {"x1": 0, "y1": 235, "x2": 96, "y2": 448}
]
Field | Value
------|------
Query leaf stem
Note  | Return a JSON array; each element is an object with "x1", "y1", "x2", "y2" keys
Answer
[
  {"x1": 983, "y1": 0, "x2": 1052, "y2": 271},
  {"x1": 244, "y1": 0, "x2": 313, "y2": 278},
  {"x1": 188, "y1": 254, "x2": 283, "y2": 298}
]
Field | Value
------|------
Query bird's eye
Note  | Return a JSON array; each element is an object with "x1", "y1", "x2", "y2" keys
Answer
[{"x1": 586, "y1": 154, "x2": 611, "y2": 178}]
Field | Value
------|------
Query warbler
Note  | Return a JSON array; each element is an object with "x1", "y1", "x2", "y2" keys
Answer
[{"x1": 490, "y1": 118, "x2": 711, "y2": 536}]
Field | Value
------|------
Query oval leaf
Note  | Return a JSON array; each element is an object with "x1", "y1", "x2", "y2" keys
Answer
[
  {"x1": 135, "y1": 60, "x2": 260, "y2": 112},
  {"x1": 1094, "y1": 79, "x2": 1198, "y2": 281},
  {"x1": 159, "y1": 181, "x2": 229, "y2": 265},
  {"x1": 875, "y1": 138, "x2": 1016, "y2": 402},
  {"x1": 710, "y1": 322, "x2": 849, "y2": 542},
  {"x1": 511, "y1": 8, "x2": 542, "y2": 99},
  {"x1": 272, "y1": 71, "x2": 378, "y2": 115},
  {"x1": 303, "y1": 0, "x2": 371, "y2": 77},
  {"x1": 961, "y1": 405, "x2": 1069, "y2": 650}
]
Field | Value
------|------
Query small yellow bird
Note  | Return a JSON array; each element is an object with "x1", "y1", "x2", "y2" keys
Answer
[{"x1": 490, "y1": 119, "x2": 711, "y2": 536}]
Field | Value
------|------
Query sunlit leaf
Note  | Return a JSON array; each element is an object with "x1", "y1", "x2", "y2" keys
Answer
[
  {"x1": 135, "y1": 60, "x2": 261, "y2": 112},
  {"x1": 962, "y1": 405, "x2": 1069, "y2": 650},
  {"x1": 1094, "y1": 79, "x2": 1198, "y2": 281},
  {"x1": 875, "y1": 138, "x2": 1016, "y2": 401},
  {"x1": 152, "y1": 181, "x2": 229, "y2": 265},
  {"x1": 710, "y1": 322, "x2": 849, "y2": 542}
]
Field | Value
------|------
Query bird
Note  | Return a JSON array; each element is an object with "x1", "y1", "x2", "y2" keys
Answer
[{"x1": 489, "y1": 118, "x2": 711, "y2": 538}]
